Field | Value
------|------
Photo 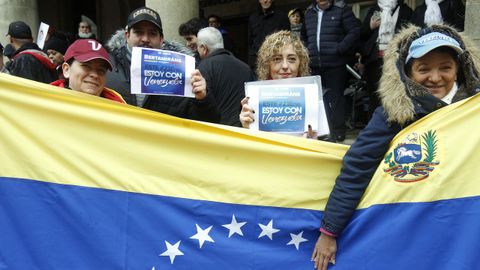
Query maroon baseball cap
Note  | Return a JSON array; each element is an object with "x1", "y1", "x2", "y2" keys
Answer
[{"x1": 64, "y1": 39, "x2": 112, "y2": 70}]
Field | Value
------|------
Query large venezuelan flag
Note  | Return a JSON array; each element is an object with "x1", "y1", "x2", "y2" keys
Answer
[{"x1": 0, "y1": 73, "x2": 479, "y2": 270}]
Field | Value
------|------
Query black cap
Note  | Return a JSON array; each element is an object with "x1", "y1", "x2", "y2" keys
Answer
[
  {"x1": 0, "y1": 42, "x2": 3, "y2": 51},
  {"x1": 127, "y1": 7, "x2": 162, "y2": 31},
  {"x1": 7, "y1": 21, "x2": 33, "y2": 39},
  {"x1": 44, "y1": 34, "x2": 70, "y2": 55}
]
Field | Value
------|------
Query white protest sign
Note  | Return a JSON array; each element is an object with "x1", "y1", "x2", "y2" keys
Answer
[
  {"x1": 245, "y1": 76, "x2": 329, "y2": 136},
  {"x1": 36, "y1": 22, "x2": 49, "y2": 49},
  {"x1": 131, "y1": 47, "x2": 196, "y2": 97}
]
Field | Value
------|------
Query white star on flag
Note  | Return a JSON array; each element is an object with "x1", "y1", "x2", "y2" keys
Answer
[
  {"x1": 222, "y1": 214, "x2": 247, "y2": 238},
  {"x1": 190, "y1": 224, "x2": 215, "y2": 248},
  {"x1": 287, "y1": 231, "x2": 308, "y2": 250},
  {"x1": 258, "y1": 220, "x2": 280, "y2": 240},
  {"x1": 159, "y1": 240, "x2": 184, "y2": 264}
]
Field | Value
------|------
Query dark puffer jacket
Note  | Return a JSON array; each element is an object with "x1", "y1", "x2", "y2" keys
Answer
[
  {"x1": 248, "y1": 3, "x2": 289, "y2": 67},
  {"x1": 105, "y1": 30, "x2": 220, "y2": 123},
  {"x1": 106, "y1": 44, "x2": 135, "y2": 105},
  {"x1": 8, "y1": 43, "x2": 56, "y2": 83},
  {"x1": 198, "y1": 49, "x2": 255, "y2": 126},
  {"x1": 106, "y1": 30, "x2": 195, "y2": 106},
  {"x1": 321, "y1": 24, "x2": 480, "y2": 236},
  {"x1": 301, "y1": 1, "x2": 361, "y2": 69},
  {"x1": 410, "y1": 0, "x2": 465, "y2": 31}
]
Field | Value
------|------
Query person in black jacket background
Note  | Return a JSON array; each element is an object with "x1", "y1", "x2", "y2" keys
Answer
[
  {"x1": 360, "y1": 0, "x2": 413, "y2": 119},
  {"x1": 197, "y1": 27, "x2": 255, "y2": 126},
  {"x1": 410, "y1": 0, "x2": 465, "y2": 31},
  {"x1": 207, "y1": 14, "x2": 238, "y2": 56},
  {"x1": 248, "y1": 0, "x2": 289, "y2": 70},
  {"x1": 301, "y1": 0, "x2": 361, "y2": 142},
  {"x1": 6, "y1": 21, "x2": 56, "y2": 83}
]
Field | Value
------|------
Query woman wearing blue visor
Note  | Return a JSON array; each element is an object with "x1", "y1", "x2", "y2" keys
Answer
[{"x1": 311, "y1": 23, "x2": 480, "y2": 270}]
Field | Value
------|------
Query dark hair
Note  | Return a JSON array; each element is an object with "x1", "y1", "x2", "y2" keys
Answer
[
  {"x1": 178, "y1": 18, "x2": 207, "y2": 36},
  {"x1": 207, "y1": 14, "x2": 221, "y2": 23}
]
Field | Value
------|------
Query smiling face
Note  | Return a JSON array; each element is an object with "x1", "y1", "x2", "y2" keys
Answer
[
  {"x1": 126, "y1": 21, "x2": 163, "y2": 49},
  {"x1": 269, "y1": 44, "x2": 300, "y2": 80},
  {"x1": 182, "y1": 34, "x2": 198, "y2": 51},
  {"x1": 62, "y1": 58, "x2": 109, "y2": 96},
  {"x1": 409, "y1": 49, "x2": 458, "y2": 99}
]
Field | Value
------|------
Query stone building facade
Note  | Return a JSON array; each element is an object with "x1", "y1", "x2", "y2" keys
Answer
[{"x1": 0, "y1": 0, "x2": 477, "y2": 63}]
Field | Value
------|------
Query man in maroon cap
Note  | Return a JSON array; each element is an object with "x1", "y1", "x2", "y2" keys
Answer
[{"x1": 50, "y1": 39, "x2": 125, "y2": 103}]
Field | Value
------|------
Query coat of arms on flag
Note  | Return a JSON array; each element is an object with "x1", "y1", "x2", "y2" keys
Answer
[{"x1": 383, "y1": 130, "x2": 440, "y2": 182}]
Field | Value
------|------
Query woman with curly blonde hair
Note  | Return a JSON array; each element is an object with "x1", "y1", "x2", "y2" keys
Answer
[
  {"x1": 240, "y1": 30, "x2": 311, "y2": 128},
  {"x1": 255, "y1": 30, "x2": 310, "y2": 80}
]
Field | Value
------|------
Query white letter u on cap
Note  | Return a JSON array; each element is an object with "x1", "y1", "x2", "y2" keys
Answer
[{"x1": 88, "y1": 40, "x2": 102, "y2": 51}]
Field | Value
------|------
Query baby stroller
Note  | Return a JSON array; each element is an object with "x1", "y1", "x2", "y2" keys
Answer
[{"x1": 344, "y1": 64, "x2": 368, "y2": 129}]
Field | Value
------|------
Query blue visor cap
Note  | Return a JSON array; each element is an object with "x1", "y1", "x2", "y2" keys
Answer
[{"x1": 406, "y1": 32, "x2": 463, "y2": 63}]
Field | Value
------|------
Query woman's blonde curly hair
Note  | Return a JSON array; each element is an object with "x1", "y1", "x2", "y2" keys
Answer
[{"x1": 256, "y1": 30, "x2": 310, "y2": 80}]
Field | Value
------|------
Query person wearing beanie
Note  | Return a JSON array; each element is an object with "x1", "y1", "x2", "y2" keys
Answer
[
  {"x1": 50, "y1": 39, "x2": 125, "y2": 103},
  {"x1": 44, "y1": 33, "x2": 70, "y2": 66},
  {"x1": 6, "y1": 20, "x2": 56, "y2": 83}
]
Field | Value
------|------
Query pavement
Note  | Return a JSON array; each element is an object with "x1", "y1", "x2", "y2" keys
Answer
[{"x1": 339, "y1": 128, "x2": 360, "y2": 146}]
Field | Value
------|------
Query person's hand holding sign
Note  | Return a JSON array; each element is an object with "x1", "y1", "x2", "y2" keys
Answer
[
  {"x1": 191, "y1": 69, "x2": 207, "y2": 100},
  {"x1": 239, "y1": 97, "x2": 255, "y2": 128}
]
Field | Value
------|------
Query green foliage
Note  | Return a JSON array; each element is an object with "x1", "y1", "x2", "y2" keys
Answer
[
  {"x1": 422, "y1": 130, "x2": 438, "y2": 163},
  {"x1": 384, "y1": 152, "x2": 393, "y2": 164}
]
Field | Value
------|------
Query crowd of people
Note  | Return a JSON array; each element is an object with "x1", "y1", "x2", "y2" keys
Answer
[
  {"x1": 1, "y1": 1, "x2": 476, "y2": 268},
  {"x1": 1, "y1": 0, "x2": 467, "y2": 138}
]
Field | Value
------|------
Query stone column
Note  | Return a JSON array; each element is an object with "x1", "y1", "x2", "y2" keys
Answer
[
  {"x1": 465, "y1": 0, "x2": 480, "y2": 47},
  {"x1": 146, "y1": 0, "x2": 199, "y2": 43},
  {"x1": 0, "y1": 0, "x2": 39, "y2": 47}
]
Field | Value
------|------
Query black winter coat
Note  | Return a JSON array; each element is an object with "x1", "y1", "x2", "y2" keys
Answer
[
  {"x1": 410, "y1": 0, "x2": 465, "y2": 31},
  {"x1": 142, "y1": 92, "x2": 221, "y2": 123},
  {"x1": 106, "y1": 45, "x2": 137, "y2": 105},
  {"x1": 248, "y1": 5, "x2": 289, "y2": 63},
  {"x1": 8, "y1": 43, "x2": 56, "y2": 83},
  {"x1": 360, "y1": 4, "x2": 413, "y2": 65},
  {"x1": 302, "y1": 2, "x2": 361, "y2": 69},
  {"x1": 198, "y1": 49, "x2": 255, "y2": 126},
  {"x1": 320, "y1": 24, "x2": 479, "y2": 236},
  {"x1": 106, "y1": 44, "x2": 221, "y2": 123}
]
